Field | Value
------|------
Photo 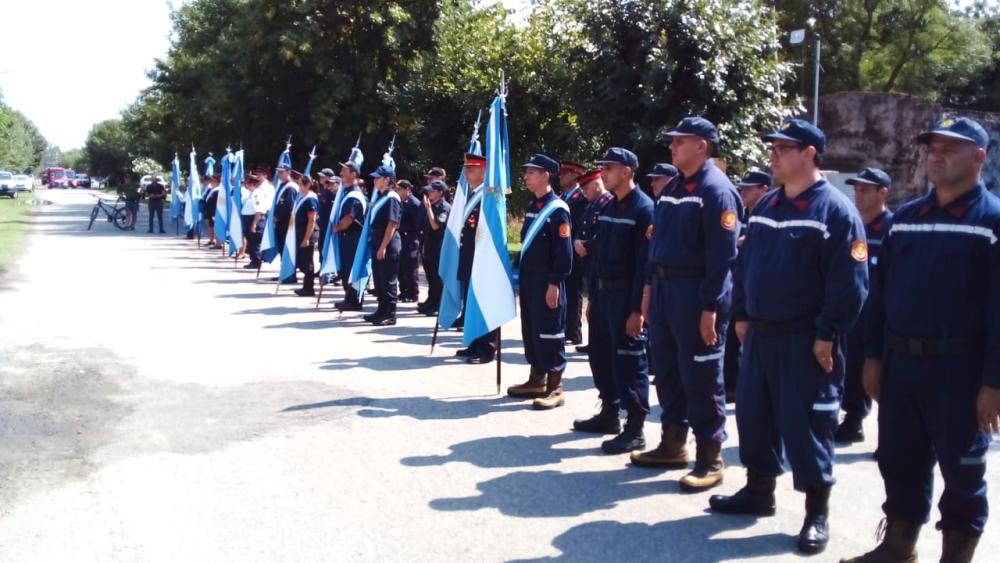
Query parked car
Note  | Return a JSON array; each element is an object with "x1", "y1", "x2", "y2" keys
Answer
[
  {"x1": 13, "y1": 174, "x2": 33, "y2": 192},
  {"x1": 72, "y1": 173, "x2": 92, "y2": 188},
  {"x1": 44, "y1": 167, "x2": 71, "y2": 188},
  {"x1": 0, "y1": 171, "x2": 17, "y2": 198}
]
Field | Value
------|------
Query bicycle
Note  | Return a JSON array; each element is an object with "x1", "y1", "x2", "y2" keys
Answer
[{"x1": 87, "y1": 194, "x2": 135, "y2": 231}]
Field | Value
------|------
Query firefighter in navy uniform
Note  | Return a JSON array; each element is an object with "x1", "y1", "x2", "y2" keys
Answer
[
  {"x1": 646, "y1": 163, "x2": 678, "y2": 200},
  {"x1": 841, "y1": 117, "x2": 1000, "y2": 563},
  {"x1": 835, "y1": 167, "x2": 892, "y2": 445},
  {"x1": 454, "y1": 153, "x2": 498, "y2": 364},
  {"x1": 418, "y1": 180, "x2": 451, "y2": 315},
  {"x1": 570, "y1": 169, "x2": 615, "y2": 355},
  {"x1": 273, "y1": 165, "x2": 299, "y2": 284},
  {"x1": 333, "y1": 161, "x2": 367, "y2": 312},
  {"x1": 570, "y1": 148, "x2": 654, "y2": 454},
  {"x1": 630, "y1": 117, "x2": 740, "y2": 494},
  {"x1": 557, "y1": 161, "x2": 589, "y2": 347},
  {"x1": 709, "y1": 119, "x2": 868, "y2": 556},
  {"x1": 506, "y1": 154, "x2": 573, "y2": 410},
  {"x1": 723, "y1": 170, "x2": 772, "y2": 402},
  {"x1": 396, "y1": 179, "x2": 423, "y2": 303},
  {"x1": 363, "y1": 165, "x2": 402, "y2": 326}
]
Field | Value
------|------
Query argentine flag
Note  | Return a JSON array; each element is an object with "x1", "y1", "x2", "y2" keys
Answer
[
  {"x1": 462, "y1": 94, "x2": 516, "y2": 346},
  {"x1": 319, "y1": 144, "x2": 364, "y2": 276},
  {"x1": 438, "y1": 121, "x2": 483, "y2": 329},
  {"x1": 184, "y1": 149, "x2": 202, "y2": 229},
  {"x1": 169, "y1": 154, "x2": 182, "y2": 220},
  {"x1": 227, "y1": 150, "x2": 245, "y2": 256},
  {"x1": 278, "y1": 188, "x2": 315, "y2": 281},
  {"x1": 260, "y1": 143, "x2": 293, "y2": 263},
  {"x1": 214, "y1": 152, "x2": 231, "y2": 244}
]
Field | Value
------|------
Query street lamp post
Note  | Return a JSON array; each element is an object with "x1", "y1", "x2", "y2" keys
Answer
[{"x1": 790, "y1": 20, "x2": 821, "y2": 126}]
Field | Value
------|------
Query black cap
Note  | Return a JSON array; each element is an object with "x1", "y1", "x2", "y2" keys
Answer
[
  {"x1": 762, "y1": 119, "x2": 827, "y2": 154},
  {"x1": 425, "y1": 166, "x2": 446, "y2": 178},
  {"x1": 396, "y1": 179, "x2": 414, "y2": 190},
  {"x1": 846, "y1": 167, "x2": 892, "y2": 188},
  {"x1": 738, "y1": 171, "x2": 773, "y2": 187},
  {"x1": 646, "y1": 163, "x2": 678, "y2": 178},
  {"x1": 665, "y1": 116, "x2": 720, "y2": 144},
  {"x1": 339, "y1": 161, "x2": 361, "y2": 174},
  {"x1": 916, "y1": 117, "x2": 989, "y2": 149},
  {"x1": 428, "y1": 180, "x2": 447, "y2": 192},
  {"x1": 522, "y1": 154, "x2": 560, "y2": 176},
  {"x1": 595, "y1": 147, "x2": 639, "y2": 171}
]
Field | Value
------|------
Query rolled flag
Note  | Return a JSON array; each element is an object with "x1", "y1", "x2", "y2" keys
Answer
[
  {"x1": 214, "y1": 151, "x2": 232, "y2": 244},
  {"x1": 279, "y1": 188, "x2": 318, "y2": 281},
  {"x1": 261, "y1": 140, "x2": 293, "y2": 263},
  {"x1": 438, "y1": 112, "x2": 483, "y2": 329},
  {"x1": 169, "y1": 153, "x2": 182, "y2": 220},
  {"x1": 227, "y1": 150, "x2": 245, "y2": 255},
  {"x1": 204, "y1": 153, "x2": 216, "y2": 178},
  {"x1": 463, "y1": 93, "x2": 515, "y2": 346},
  {"x1": 320, "y1": 139, "x2": 364, "y2": 276},
  {"x1": 304, "y1": 146, "x2": 318, "y2": 177},
  {"x1": 184, "y1": 148, "x2": 202, "y2": 229},
  {"x1": 348, "y1": 189, "x2": 400, "y2": 292}
]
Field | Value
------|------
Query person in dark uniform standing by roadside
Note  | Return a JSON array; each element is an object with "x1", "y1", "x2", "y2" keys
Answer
[
  {"x1": 723, "y1": 170, "x2": 772, "y2": 401},
  {"x1": 571, "y1": 169, "x2": 614, "y2": 354},
  {"x1": 202, "y1": 176, "x2": 221, "y2": 248},
  {"x1": 396, "y1": 179, "x2": 423, "y2": 303},
  {"x1": 417, "y1": 180, "x2": 451, "y2": 316},
  {"x1": 332, "y1": 161, "x2": 367, "y2": 312},
  {"x1": 630, "y1": 117, "x2": 740, "y2": 494},
  {"x1": 570, "y1": 148, "x2": 654, "y2": 455},
  {"x1": 146, "y1": 175, "x2": 167, "y2": 234},
  {"x1": 363, "y1": 164, "x2": 402, "y2": 326},
  {"x1": 841, "y1": 117, "x2": 1000, "y2": 563},
  {"x1": 558, "y1": 161, "x2": 589, "y2": 347},
  {"x1": 316, "y1": 168, "x2": 339, "y2": 273},
  {"x1": 454, "y1": 153, "x2": 498, "y2": 364},
  {"x1": 709, "y1": 119, "x2": 868, "y2": 556},
  {"x1": 293, "y1": 173, "x2": 319, "y2": 297},
  {"x1": 273, "y1": 165, "x2": 299, "y2": 283},
  {"x1": 834, "y1": 166, "x2": 892, "y2": 445},
  {"x1": 506, "y1": 154, "x2": 573, "y2": 410}
]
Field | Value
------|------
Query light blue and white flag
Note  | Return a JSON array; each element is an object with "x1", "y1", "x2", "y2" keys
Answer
[
  {"x1": 227, "y1": 150, "x2": 245, "y2": 255},
  {"x1": 214, "y1": 151, "x2": 232, "y2": 244},
  {"x1": 261, "y1": 140, "x2": 293, "y2": 263},
  {"x1": 204, "y1": 153, "x2": 216, "y2": 178},
  {"x1": 184, "y1": 148, "x2": 202, "y2": 229},
  {"x1": 320, "y1": 139, "x2": 364, "y2": 276},
  {"x1": 169, "y1": 154, "x2": 182, "y2": 220},
  {"x1": 438, "y1": 113, "x2": 483, "y2": 329},
  {"x1": 278, "y1": 189, "x2": 317, "y2": 281},
  {"x1": 463, "y1": 94, "x2": 515, "y2": 346}
]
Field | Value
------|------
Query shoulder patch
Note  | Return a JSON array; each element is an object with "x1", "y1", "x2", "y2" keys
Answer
[
  {"x1": 721, "y1": 210, "x2": 738, "y2": 231},
  {"x1": 558, "y1": 223, "x2": 571, "y2": 238},
  {"x1": 851, "y1": 240, "x2": 868, "y2": 263},
  {"x1": 646, "y1": 224, "x2": 654, "y2": 240}
]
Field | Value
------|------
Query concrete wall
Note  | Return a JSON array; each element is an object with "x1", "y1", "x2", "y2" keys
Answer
[{"x1": 816, "y1": 92, "x2": 999, "y2": 206}]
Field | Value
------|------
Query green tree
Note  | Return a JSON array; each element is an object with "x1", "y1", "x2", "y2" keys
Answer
[{"x1": 84, "y1": 119, "x2": 133, "y2": 184}]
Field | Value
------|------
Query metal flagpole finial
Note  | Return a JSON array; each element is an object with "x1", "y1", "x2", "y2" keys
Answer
[
  {"x1": 355, "y1": 132, "x2": 362, "y2": 148},
  {"x1": 387, "y1": 134, "x2": 396, "y2": 155},
  {"x1": 472, "y1": 110, "x2": 483, "y2": 140},
  {"x1": 498, "y1": 70, "x2": 508, "y2": 98},
  {"x1": 309, "y1": 145, "x2": 318, "y2": 160},
  {"x1": 225, "y1": 145, "x2": 232, "y2": 154},
  {"x1": 285, "y1": 135, "x2": 292, "y2": 152}
]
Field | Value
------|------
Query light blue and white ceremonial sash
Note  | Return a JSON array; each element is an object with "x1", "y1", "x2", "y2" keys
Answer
[
  {"x1": 463, "y1": 93, "x2": 516, "y2": 346},
  {"x1": 520, "y1": 197, "x2": 570, "y2": 258},
  {"x1": 278, "y1": 190, "x2": 316, "y2": 281},
  {"x1": 463, "y1": 187, "x2": 485, "y2": 221},
  {"x1": 320, "y1": 187, "x2": 367, "y2": 276},
  {"x1": 261, "y1": 181, "x2": 298, "y2": 263},
  {"x1": 349, "y1": 189, "x2": 399, "y2": 292},
  {"x1": 227, "y1": 150, "x2": 245, "y2": 256},
  {"x1": 561, "y1": 185, "x2": 581, "y2": 203}
]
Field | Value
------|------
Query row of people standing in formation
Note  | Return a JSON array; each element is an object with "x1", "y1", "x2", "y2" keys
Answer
[
  {"x1": 201, "y1": 114, "x2": 996, "y2": 562},
  {"x1": 503, "y1": 115, "x2": 998, "y2": 563}
]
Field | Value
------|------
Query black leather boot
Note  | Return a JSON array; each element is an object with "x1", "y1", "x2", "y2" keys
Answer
[
  {"x1": 601, "y1": 412, "x2": 646, "y2": 454},
  {"x1": 941, "y1": 529, "x2": 979, "y2": 563},
  {"x1": 838, "y1": 518, "x2": 921, "y2": 562},
  {"x1": 373, "y1": 304, "x2": 397, "y2": 326},
  {"x1": 798, "y1": 485, "x2": 830, "y2": 554},
  {"x1": 709, "y1": 471, "x2": 777, "y2": 516},
  {"x1": 572, "y1": 403, "x2": 621, "y2": 434}
]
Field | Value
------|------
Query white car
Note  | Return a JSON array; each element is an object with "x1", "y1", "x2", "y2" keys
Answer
[
  {"x1": 0, "y1": 171, "x2": 16, "y2": 198},
  {"x1": 13, "y1": 174, "x2": 33, "y2": 192}
]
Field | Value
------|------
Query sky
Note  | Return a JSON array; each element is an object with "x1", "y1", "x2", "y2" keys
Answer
[
  {"x1": 0, "y1": 0, "x2": 178, "y2": 150},
  {"x1": 0, "y1": 0, "x2": 525, "y2": 151}
]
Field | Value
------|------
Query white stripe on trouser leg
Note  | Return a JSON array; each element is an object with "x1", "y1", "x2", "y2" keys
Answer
[
  {"x1": 959, "y1": 456, "x2": 986, "y2": 466},
  {"x1": 693, "y1": 351, "x2": 724, "y2": 363},
  {"x1": 617, "y1": 348, "x2": 644, "y2": 356},
  {"x1": 539, "y1": 332, "x2": 565, "y2": 340},
  {"x1": 812, "y1": 401, "x2": 840, "y2": 412}
]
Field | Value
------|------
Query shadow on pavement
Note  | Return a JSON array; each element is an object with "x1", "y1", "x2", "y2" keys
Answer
[
  {"x1": 282, "y1": 394, "x2": 527, "y2": 420},
  {"x1": 402, "y1": 432, "x2": 601, "y2": 469}
]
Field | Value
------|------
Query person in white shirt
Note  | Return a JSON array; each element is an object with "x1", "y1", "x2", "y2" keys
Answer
[{"x1": 244, "y1": 169, "x2": 274, "y2": 269}]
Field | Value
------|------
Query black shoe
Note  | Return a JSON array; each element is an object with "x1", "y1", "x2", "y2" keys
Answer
[
  {"x1": 269, "y1": 276, "x2": 280, "y2": 282},
  {"x1": 455, "y1": 347, "x2": 476, "y2": 358},
  {"x1": 243, "y1": 262, "x2": 260, "y2": 270},
  {"x1": 451, "y1": 317, "x2": 464, "y2": 330},
  {"x1": 573, "y1": 404, "x2": 621, "y2": 434},
  {"x1": 834, "y1": 415, "x2": 865, "y2": 444},
  {"x1": 798, "y1": 485, "x2": 830, "y2": 554},
  {"x1": 363, "y1": 309, "x2": 383, "y2": 322},
  {"x1": 373, "y1": 307, "x2": 397, "y2": 326},
  {"x1": 335, "y1": 301, "x2": 363, "y2": 313},
  {"x1": 424, "y1": 309, "x2": 439, "y2": 317},
  {"x1": 281, "y1": 277, "x2": 298, "y2": 285},
  {"x1": 467, "y1": 350, "x2": 496, "y2": 364},
  {"x1": 709, "y1": 473, "x2": 777, "y2": 516},
  {"x1": 147, "y1": 229, "x2": 153, "y2": 233},
  {"x1": 575, "y1": 344, "x2": 590, "y2": 354},
  {"x1": 601, "y1": 415, "x2": 645, "y2": 454},
  {"x1": 416, "y1": 301, "x2": 429, "y2": 312},
  {"x1": 294, "y1": 288, "x2": 315, "y2": 297},
  {"x1": 566, "y1": 337, "x2": 582, "y2": 346},
  {"x1": 159, "y1": 230, "x2": 166, "y2": 234}
]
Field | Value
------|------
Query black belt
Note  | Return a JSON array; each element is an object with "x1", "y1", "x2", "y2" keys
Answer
[
  {"x1": 750, "y1": 317, "x2": 815, "y2": 335},
  {"x1": 597, "y1": 278, "x2": 630, "y2": 290},
  {"x1": 652, "y1": 264, "x2": 705, "y2": 280},
  {"x1": 885, "y1": 332, "x2": 978, "y2": 357}
]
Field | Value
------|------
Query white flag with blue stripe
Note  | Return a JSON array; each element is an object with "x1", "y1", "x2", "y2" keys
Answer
[
  {"x1": 463, "y1": 94, "x2": 515, "y2": 346},
  {"x1": 184, "y1": 149, "x2": 202, "y2": 229},
  {"x1": 261, "y1": 141, "x2": 292, "y2": 263},
  {"x1": 214, "y1": 152, "x2": 231, "y2": 244},
  {"x1": 320, "y1": 142, "x2": 364, "y2": 276},
  {"x1": 438, "y1": 115, "x2": 483, "y2": 329},
  {"x1": 227, "y1": 150, "x2": 245, "y2": 256},
  {"x1": 169, "y1": 154, "x2": 182, "y2": 220}
]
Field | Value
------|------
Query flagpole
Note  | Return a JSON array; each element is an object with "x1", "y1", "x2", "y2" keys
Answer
[
  {"x1": 430, "y1": 310, "x2": 441, "y2": 354},
  {"x1": 495, "y1": 328, "x2": 502, "y2": 395},
  {"x1": 315, "y1": 279, "x2": 324, "y2": 309}
]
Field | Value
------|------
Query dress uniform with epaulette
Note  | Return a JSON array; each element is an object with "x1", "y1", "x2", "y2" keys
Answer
[
  {"x1": 397, "y1": 180, "x2": 423, "y2": 302},
  {"x1": 711, "y1": 120, "x2": 868, "y2": 556},
  {"x1": 364, "y1": 165, "x2": 402, "y2": 326},
  {"x1": 336, "y1": 161, "x2": 367, "y2": 312},
  {"x1": 633, "y1": 117, "x2": 740, "y2": 493},
  {"x1": 418, "y1": 181, "x2": 451, "y2": 315},
  {"x1": 559, "y1": 161, "x2": 589, "y2": 346},
  {"x1": 843, "y1": 117, "x2": 999, "y2": 563},
  {"x1": 455, "y1": 153, "x2": 498, "y2": 363},
  {"x1": 507, "y1": 154, "x2": 574, "y2": 409}
]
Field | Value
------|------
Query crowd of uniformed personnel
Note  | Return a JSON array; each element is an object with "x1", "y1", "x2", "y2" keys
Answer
[{"x1": 172, "y1": 114, "x2": 996, "y2": 562}]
